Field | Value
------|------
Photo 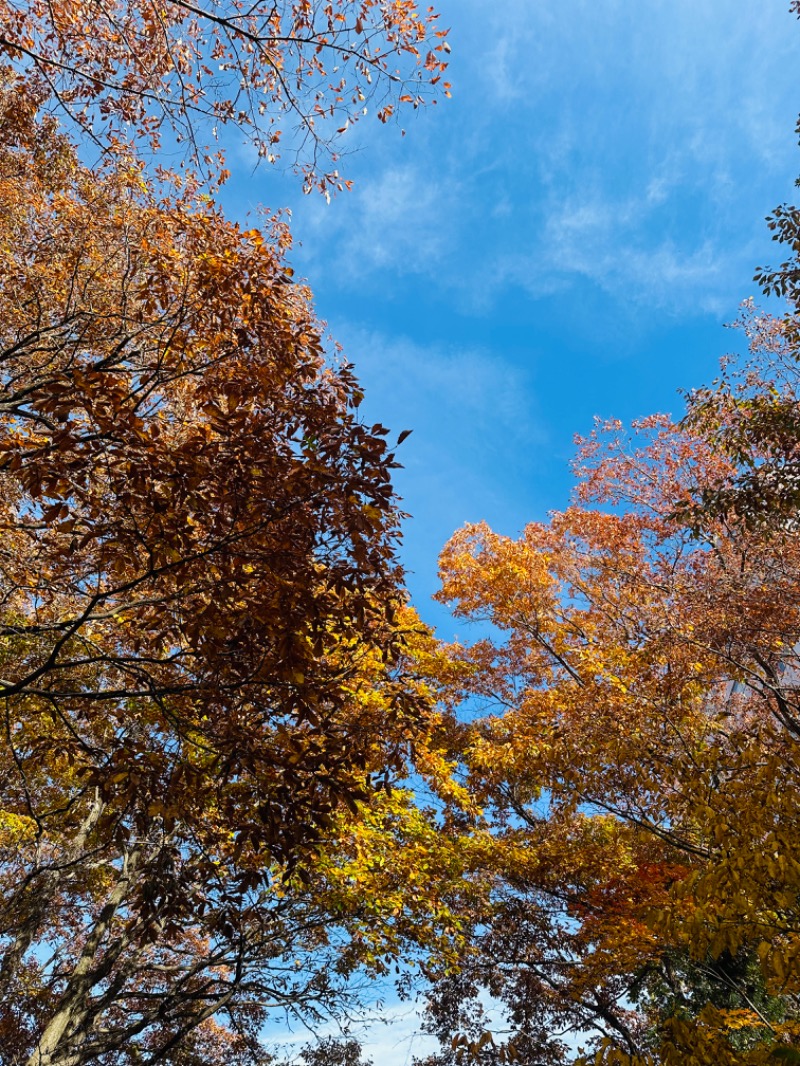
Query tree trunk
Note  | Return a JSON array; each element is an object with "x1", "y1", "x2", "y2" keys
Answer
[{"x1": 26, "y1": 845, "x2": 139, "y2": 1066}]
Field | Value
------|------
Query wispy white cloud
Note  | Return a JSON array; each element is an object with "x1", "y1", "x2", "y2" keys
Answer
[
  {"x1": 499, "y1": 188, "x2": 735, "y2": 314},
  {"x1": 357, "y1": 1004, "x2": 438, "y2": 1066},
  {"x1": 265, "y1": 1000, "x2": 437, "y2": 1066},
  {"x1": 336, "y1": 326, "x2": 540, "y2": 447},
  {"x1": 290, "y1": 163, "x2": 453, "y2": 284},
  {"x1": 278, "y1": 0, "x2": 800, "y2": 321}
]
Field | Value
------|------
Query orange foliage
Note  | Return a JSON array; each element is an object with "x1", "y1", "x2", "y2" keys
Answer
[
  {"x1": 422, "y1": 315, "x2": 800, "y2": 1065},
  {"x1": 0, "y1": 83, "x2": 462, "y2": 1064},
  {"x1": 0, "y1": 0, "x2": 450, "y2": 190}
]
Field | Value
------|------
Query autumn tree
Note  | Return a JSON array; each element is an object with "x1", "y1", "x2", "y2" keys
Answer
[
  {"x1": 0, "y1": 78, "x2": 476, "y2": 1065},
  {"x1": 0, "y1": 0, "x2": 458, "y2": 1055},
  {"x1": 413, "y1": 15, "x2": 800, "y2": 1054},
  {"x1": 414, "y1": 309, "x2": 800, "y2": 1066},
  {"x1": 0, "y1": 0, "x2": 450, "y2": 191}
]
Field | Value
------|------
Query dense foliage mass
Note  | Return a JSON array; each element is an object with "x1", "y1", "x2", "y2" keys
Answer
[
  {"x1": 0, "y1": 0, "x2": 460, "y2": 1058},
  {"x1": 403, "y1": 17, "x2": 800, "y2": 1059},
  {"x1": 0, "y1": 80, "x2": 469, "y2": 1064},
  {"x1": 413, "y1": 312, "x2": 800, "y2": 1064}
]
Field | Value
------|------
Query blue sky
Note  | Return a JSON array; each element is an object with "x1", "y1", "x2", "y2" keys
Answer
[
  {"x1": 221, "y1": 4, "x2": 800, "y2": 1059},
  {"x1": 226, "y1": 1, "x2": 800, "y2": 644}
]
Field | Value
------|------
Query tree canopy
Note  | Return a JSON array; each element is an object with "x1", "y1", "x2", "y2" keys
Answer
[
  {"x1": 0, "y1": 0, "x2": 450, "y2": 190},
  {"x1": 0, "y1": 71, "x2": 474, "y2": 1064},
  {"x1": 411, "y1": 306, "x2": 800, "y2": 1066}
]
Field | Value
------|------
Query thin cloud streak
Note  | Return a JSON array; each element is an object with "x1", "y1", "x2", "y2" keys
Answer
[{"x1": 281, "y1": 0, "x2": 800, "y2": 319}]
